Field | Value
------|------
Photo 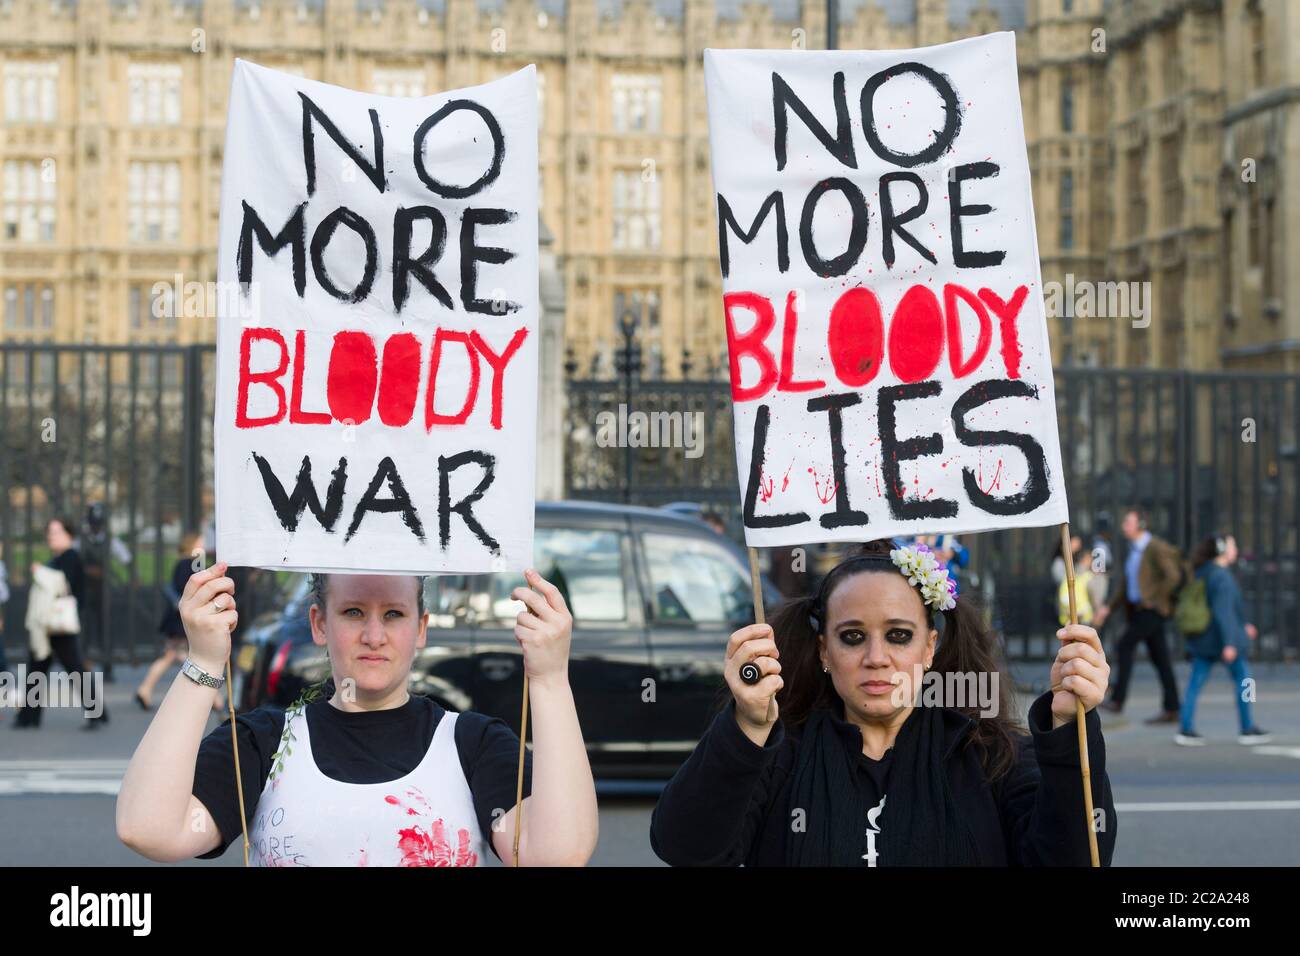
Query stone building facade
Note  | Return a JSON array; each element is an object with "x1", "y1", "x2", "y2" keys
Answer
[{"x1": 1, "y1": 0, "x2": 1295, "y2": 373}]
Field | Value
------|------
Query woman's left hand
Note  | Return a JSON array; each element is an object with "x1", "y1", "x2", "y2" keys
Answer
[
  {"x1": 511, "y1": 569, "x2": 573, "y2": 687},
  {"x1": 1049, "y1": 623, "x2": 1110, "y2": 727}
]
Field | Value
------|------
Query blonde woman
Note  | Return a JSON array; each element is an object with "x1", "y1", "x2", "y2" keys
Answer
[{"x1": 117, "y1": 562, "x2": 597, "y2": 866}]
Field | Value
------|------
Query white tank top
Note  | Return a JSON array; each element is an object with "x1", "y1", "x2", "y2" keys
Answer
[{"x1": 249, "y1": 704, "x2": 487, "y2": 867}]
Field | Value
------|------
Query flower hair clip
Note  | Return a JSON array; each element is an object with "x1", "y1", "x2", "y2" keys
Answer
[{"x1": 889, "y1": 544, "x2": 958, "y2": 612}]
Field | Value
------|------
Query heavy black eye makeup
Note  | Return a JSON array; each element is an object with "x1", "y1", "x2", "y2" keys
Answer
[
  {"x1": 833, "y1": 623, "x2": 916, "y2": 645},
  {"x1": 836, "y1": 627, "x2": 866, "y2": 646}
]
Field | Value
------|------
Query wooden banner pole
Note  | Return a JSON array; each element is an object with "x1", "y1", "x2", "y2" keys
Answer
[
  {"x1": 226, "y1": 659, "x2": 250, "y2": 868},
  {"x1": 747, "y1": 547, "x2": 776, "y2": 725},
  {"x1": 1060, "y1": 522, "x2": 1102, "y2": 867},
  {"x1": 512, "y1": 673, "x2": 530, "y2": 867}
]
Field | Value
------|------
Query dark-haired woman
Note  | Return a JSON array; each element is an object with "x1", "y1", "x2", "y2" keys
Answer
[
  {"x1": 650, "y1": 539, "x2": 1118, "y2": 866},
  {"x1": 1176, "y1": 534, "x2": 1270, "y2": 746},
  {"x1": 14, "y1": 517, "x2": 109, "y2": 729},
  {"x1": 117, "y1": 563, "x2": 597, "y2": 866}
]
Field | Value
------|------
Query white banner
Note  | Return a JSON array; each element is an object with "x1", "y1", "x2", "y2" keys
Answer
[
  {"x1": 703, "y1": 33, "x2": 1069, "y2": 548},
  {"x1": 214, "y1": 61, "x2": 538, "y2": 573}
]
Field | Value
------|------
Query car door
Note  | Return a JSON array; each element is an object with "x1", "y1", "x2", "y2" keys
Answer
[
  {"x1": 468, "y1": 516, "x2": 652, "y2": 775},
  {"x1": 635, "y1": 526, "x2": 757, "y2": 762}
]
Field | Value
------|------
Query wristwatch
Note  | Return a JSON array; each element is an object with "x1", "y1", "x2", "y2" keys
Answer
[{"x1": 181, "y1": 658, "x2": 225, "y2": 689}]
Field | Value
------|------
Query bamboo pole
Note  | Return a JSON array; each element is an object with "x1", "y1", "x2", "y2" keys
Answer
[
  {"x1": 1060, "y1": 522, "x2": 1102, "y2": 867},
  {"x1": 512, "y1": 673, "x2": 530, "y2": 867},
  {"x1": 226, "y1": 659, "x2": 250, "y2": 868},
  {"x1": 747, "y1": 547, "x2": 775, "y2": 724}
]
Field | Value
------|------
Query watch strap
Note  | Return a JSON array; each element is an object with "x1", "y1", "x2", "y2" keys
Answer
[{"x1": 181, "y1": 658, "x2": 225, "y2": 689}]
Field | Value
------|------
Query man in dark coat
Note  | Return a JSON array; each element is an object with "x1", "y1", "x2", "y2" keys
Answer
[{"x1": 1095, "y1": 508, "x2": 1184, "y2": 722}]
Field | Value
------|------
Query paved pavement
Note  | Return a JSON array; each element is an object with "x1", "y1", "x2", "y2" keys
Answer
[{"x1": 2, "y1": 657, "x2": 1297, "y2": 866}]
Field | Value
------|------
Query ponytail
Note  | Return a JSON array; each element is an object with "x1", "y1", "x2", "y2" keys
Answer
[
  {"x1": 769, "y1": 594, "x2": 837, "y2": 729},
  {"x1": 929, "y1": 597, "x2": 1019, "y2": 781}
]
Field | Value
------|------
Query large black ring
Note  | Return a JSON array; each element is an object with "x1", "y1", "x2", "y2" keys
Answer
[{"x1": 739, "y1": 661, "x2": 762, "y2": 685}]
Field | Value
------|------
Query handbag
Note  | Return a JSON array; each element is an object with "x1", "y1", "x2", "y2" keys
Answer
[{"x1": 46, "y1": 594, "x2": 81, "y2": 636}]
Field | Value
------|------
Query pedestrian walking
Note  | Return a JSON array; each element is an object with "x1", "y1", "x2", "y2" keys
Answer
[
  {"x1": 1095, "y1": 508, "x2": 1184, "y2": 723},
  {"x1": 134, "y1": 530, "x2": 209, "y2": 711},
  {"x1": 1058, "y1": 534, "x2": 1104, "y2": 627},
  {"x1": 78, "y1": 502, "x2": 131, "y2": 666},
  {"x1": 1175, "y1": 534, "x2": 1271, "y2": 746},
  {"x1": 13, "y1": 517, "x2": 109, "y2": 730},
  {"x1": 1089, "y1": 525, "x2": 1115, "y2": 621}
]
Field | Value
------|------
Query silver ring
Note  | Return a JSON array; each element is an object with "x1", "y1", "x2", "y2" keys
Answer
[{"x1": 212, "y1": 598, "x2": 226, "y2": 612}]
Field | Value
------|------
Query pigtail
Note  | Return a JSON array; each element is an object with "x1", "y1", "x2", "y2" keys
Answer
[{"x1": 931, "y1": 596, "x2": 1020, "y2": 781}]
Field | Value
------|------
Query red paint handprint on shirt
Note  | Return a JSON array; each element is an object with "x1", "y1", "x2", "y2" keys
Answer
[
  {"x1": 396, "y1": 819, "x2": 479, "y2": 867},
  {"x1": 385, "y1": 789, "x2": 479, "y2": 867}
]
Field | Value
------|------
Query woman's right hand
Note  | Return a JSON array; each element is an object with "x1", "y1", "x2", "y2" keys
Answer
[
  {"x1": 179, "y1": 561, "x2": 237, "y2": 671},
  {"x1": 725, "y1": 623, "x2": 782, "y2": 735}
]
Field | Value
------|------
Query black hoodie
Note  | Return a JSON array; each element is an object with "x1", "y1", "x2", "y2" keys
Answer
[{"x1": 650, "y1": 692, "x2": 1117, "y2": 866}]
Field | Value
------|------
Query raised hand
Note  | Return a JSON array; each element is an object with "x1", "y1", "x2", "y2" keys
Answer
[
  {"x1": 1049, "y1": 624, "x2": 1109, "y2": 727},
  {"x1": 725, "y1": 623, "x2": 782, "y2": 738},
  {"x1": 510, "y1": 568, "x2": 573, "y2": 687},
  {"x1": 179, "y1": 561, "x2": 237, "y2": 671}
]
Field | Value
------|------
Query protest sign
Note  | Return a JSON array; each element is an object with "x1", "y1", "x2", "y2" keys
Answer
[
  {"x1": 704, "y1": 33, "x2": 1068, "y2": 547},
  {"x1": 214, "y1": 61, "x2": 538, "y2": 573}
]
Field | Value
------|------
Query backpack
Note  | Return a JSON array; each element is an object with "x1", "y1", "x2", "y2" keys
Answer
[
  {"x1": 80, "y1": 531, "x2": 109, "y2": 582},
  {"x1": 1173, "y1": 574, "x2": 1211, "y2": 636}
]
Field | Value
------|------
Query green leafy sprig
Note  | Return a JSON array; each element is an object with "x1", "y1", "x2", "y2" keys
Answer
[{"x1": 268, "y1": 678, "x2": 330, "y2": 782}]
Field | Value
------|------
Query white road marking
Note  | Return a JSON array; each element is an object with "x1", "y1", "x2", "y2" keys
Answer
[
  {"x1": 1252, "y1": 745, "x2": 1300, "y2": 760},
  {"x1": 0, "y1": 760, "x2": 128, "y2": 796},
  {"x1": 1116, "y1": 801, "x2": 1300, "y2": 812}
]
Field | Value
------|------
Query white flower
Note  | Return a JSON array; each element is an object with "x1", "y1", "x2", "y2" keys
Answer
[{"x1": 890, "y1": 545, "x2": 956, "y2": 612}]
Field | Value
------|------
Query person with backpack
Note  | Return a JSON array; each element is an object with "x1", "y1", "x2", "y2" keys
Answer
[
  {"x1": 78, "y1": 502, "x2": 132, "y2": 666},
  {"x1": 1175, "y1": 534, "x2": 1271, "y2": 746}
]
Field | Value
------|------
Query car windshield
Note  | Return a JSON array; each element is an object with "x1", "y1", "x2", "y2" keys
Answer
[{"x1": 478, "y1": 527, "x2": 628, "y2": 626}]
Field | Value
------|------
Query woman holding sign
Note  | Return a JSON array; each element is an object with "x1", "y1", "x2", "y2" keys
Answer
[
  {"x1": 650, "y1": 539, "x2": 1117, "y2": 866},
  {"x1": 117, "y1": 563, "x2": 598, "y2": 867}
]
